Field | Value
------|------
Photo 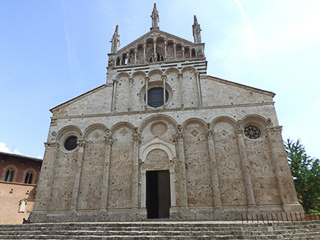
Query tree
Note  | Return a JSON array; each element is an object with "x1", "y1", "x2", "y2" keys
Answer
[{"x1": 285, "y1": 139, "x2": 320, "y2": 212}]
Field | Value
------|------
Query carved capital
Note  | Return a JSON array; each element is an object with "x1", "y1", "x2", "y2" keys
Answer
[
  {"x1": 267, "y1": 118, "x2": 273, "y2": 126},
  {"x1": 112, "y1": 79, "x2": 118, "y2": 84},
  {"x1": 235, "y1": 129, "x2": 244, "y2": 135},
  {"x1": 77, "y1": 138, "x2": 86, "y2": 147},
  {"x1": 132, "y1": 133, "x2": 141, "y2": 143},
  {"x1": 207, "y1": 129, "x2": 214, "y2": 138},
  {"x1": 176, "y1": 124, "x2": 184, "y2": 139},
  {"x1": 44, "y1": 142, "x2": 59, "y2": 148},
  {"x1": 266, "y1": 126, "x2": 282, "y2": 133},
  {"x1": 129, "y1": 77, "x2": 134, "y2": 84},
  {"x1": 145, "y1": 76, "x2": 150, "y2": 81},
  {"x1": 161, "y1": 75, "x2": 167, "y2": 81},
  {"x1": 178, "y1": 73, "x2": 183, "y2": 78},
  {"x1": 104, "y1": 136, "x2": 114, "y2": 145}
]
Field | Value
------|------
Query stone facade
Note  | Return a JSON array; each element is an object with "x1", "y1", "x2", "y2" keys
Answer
[
  {"x1": 30, "y1": 4, "x2": 303, "y2": 222},
  {"x1": 0, "y1": 152, "x2": 42, "y2": 224}
]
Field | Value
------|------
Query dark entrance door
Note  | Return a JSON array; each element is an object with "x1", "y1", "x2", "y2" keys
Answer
[{"x1": 146, "y1": 170, "x2": 171, "y2": 218}]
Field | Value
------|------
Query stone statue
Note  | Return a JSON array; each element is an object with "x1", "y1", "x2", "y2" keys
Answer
[
  {"x1": 151, "y1": 3, "x2": 159, "y2": 30},
  {"x1": 110, "y1": 25, "x2": 120, "y2": 53},
  {"x1": 192, "y1": 15, "x2": 201, "y2": 44}
]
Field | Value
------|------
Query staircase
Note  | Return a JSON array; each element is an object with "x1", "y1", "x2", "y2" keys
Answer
[{"x1": 0, "y1": 221, "x2": 319, "y2": 239}]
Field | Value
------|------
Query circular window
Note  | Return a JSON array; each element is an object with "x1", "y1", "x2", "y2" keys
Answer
[
  {"x1": 144, "y1": 87, "x2": 169, "y2": 108},
  {"x1": 244, "y1": 125, "x2": 261, "y2": 139},
  {"x1": 64, "y1": 136, "x2": 78, "y2": 151}
]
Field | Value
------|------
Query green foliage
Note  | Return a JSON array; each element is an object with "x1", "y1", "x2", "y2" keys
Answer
[{"x1": 285, "y1": 139, "x2": 320, "y2": 212}]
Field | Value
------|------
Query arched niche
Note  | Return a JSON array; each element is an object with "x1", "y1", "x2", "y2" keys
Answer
[
  {"x1": 84, "y1": 123, "x2": 107, "y2": 140},
  {"x1": 139, "y1": 136, "x2": 176, "y2": 162}
]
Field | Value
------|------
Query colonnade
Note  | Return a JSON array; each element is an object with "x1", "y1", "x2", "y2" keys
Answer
[{"x1": 115, "y1": 38, "x2": 201, "y2": 66}]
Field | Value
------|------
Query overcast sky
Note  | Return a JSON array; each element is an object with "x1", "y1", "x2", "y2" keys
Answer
[{"x1": 0, "y1": 0, "x2": 319, "y2": 159}]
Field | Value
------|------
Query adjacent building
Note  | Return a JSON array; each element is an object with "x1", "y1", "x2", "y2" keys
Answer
[{"x1": 0, "y1": 152, "x2": 42, "y2": 224}]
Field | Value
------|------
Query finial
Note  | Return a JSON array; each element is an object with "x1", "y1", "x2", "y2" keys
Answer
[
  {"x1": 110, "y1": 25, "x2": 120, "y2": 53},
  {"x1": 192, "y1": 15, "x2": 202, "y2": 44},
  {"x1": 150, "y1": 3, "x2": 159, "y2": 30}
]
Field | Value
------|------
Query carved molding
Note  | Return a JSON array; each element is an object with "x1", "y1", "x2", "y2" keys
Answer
[{"x1": 44, "y1": 142, "x2": 59, "y2": 148}]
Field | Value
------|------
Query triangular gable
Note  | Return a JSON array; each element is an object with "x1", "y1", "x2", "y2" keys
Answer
[
  {"x1": 50, "y1": 84, "x2": 107, "y2": 113},
  {"x1": 206, "y1": 75, "x2": 275, "y2": 97}
]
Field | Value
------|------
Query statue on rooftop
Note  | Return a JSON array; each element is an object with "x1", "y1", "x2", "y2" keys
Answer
[
  {"x1": 151, "y1": 3, "x2": 159, "y2": 30},
  {"x1": 192, "y1": 15, "x2": 202, "y2": 44},
  {"x1": 110, "y1": 25, "x2": 120, "y2": 53}
]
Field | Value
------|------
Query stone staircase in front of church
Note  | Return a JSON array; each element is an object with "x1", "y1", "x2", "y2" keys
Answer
[{"x1": 0, "y1": 221, "x2": 319, "y2": 239}]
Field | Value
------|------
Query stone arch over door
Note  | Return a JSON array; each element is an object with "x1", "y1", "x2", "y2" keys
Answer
[
  {"x1": 182, "y1": 118, "x2": 213, "y2": 206},
  {"x1": 77, "y1": 123, "x2": 107, "y2": 210},
  {"x1": 211, "y1": 116, "x2": 248, "y2": 206},
  {"x1": 139, "y1": 140, "x2": 177, "y2": 210}
]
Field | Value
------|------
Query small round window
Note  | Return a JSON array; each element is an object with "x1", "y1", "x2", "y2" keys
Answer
[
  {"x1": 64, "y1": 136, "x2": 78, "y2": 151},
  {"x1": 244, "y1": 125, "x2": 261, "y2": 139},
  {"x1": 144, "y1": 87, "x2": 169, "y2": 108}
]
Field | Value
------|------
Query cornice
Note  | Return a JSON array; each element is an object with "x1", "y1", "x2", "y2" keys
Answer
[{"x1": 51, "y1": 101, "x2": 275, "y2": 120}]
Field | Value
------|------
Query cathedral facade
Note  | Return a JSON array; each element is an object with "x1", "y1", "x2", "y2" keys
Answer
[{"x1": 30, "y1": 4, "x2": 303, "y2": 222}]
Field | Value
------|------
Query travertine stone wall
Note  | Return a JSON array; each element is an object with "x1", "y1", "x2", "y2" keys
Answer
[
  {"x1": 48, "y1": 151, "x2": 78, "y2": 211},
  {"x1": 184, "y1": 121, "x2": 213, "y2": 206},
  {"x1": 77, "y1": 128, "x2": 106, "y2": 210},
  {"x1": 108, "y1": 126, "x2": 134, "y2": 209},
  {"x1": 213, "y1": 120, "x2": 247, "y2": 206}
]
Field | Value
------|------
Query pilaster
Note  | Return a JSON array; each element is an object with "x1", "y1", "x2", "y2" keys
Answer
[
  {"x1": 176, "y1": 125, "x2": 188, "y2": 207},
  {"x1": 100, "y1": 130, "x2": 113, "y2": 211},
  {"x1": 70, "y1": 138, "x2": 86, "y2": 211},
  {"x1": 132, "y1": 129, "x2": 141, "y2": 209},
  {"x1": 206, "y1": 127, "x2": 222, "y2": 208},
  {"x1": 235, "y1": 129, "x2": 256, "y2": 208}
]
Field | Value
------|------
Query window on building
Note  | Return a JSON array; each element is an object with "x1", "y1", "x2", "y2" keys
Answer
[
  {"x1": 145, "y1": 87, "x2": 169, "y2": 108},
  {"x1": 244, "y1": 125, "x2": 261, "y2": 139},
  {"x1": 64, "y1": 136, "x2": 78, "y2": 151},
  {"x1": 24, "y1": 172, "x2": 33, "y2": 184},
  {"x1": 4, "y1": 169, "x2": 14, "y2": 182}
]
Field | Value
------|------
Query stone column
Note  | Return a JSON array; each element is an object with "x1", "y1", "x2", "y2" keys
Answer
[
  {"x1": 126, "y1": 52, "x2": 129, "y2": 65},
  {"x1": 111, "y1": 79, "x2": 118, "y2": 112},
  {"x1": 162, "y1": 74, "x2": 167, "y2": 108},
  {"x1": 70, "y1": 138, "x2": 86, "y2": 211},
  {"x1": 189, "y1": 49, "x2": 192, "y2": 58},
  {"x1": 132, "y1": 129, "x2": 140, "y2": 208},
  {"x1": 174, "y1": 42, "x2": 177, "y2": 59},
  {"x1": 164, "y1": 41, "x2": 167, "y2": 59},
  {"x1": 143, "y1": 43, "x2": 146, "y2": 64},
  {"x1": 195, "y1": 72, "x2": 202, "y2": 107},
  {"x1": 206, "y1": 128, "x2": 222, "y2": 208},
  {"x1": 182, "y1": 46, "x2": 185, "y2": 59},
  {"x1": 100, "y1": 130, "x2": 113, "y2": 211},
  {"x1": 128, "y1": 77, "x2": 133, "y2": 111},
  {"x1": 145, "y1": 77, "x2": 149, "y2": 109},
  {"x1": 176, "y1": 125, "x2": 188, "y2": 207},
  {"x1": 236, "y1": 128, "x2": 256, "y2": 208},
  {"x1": 153, "y1": 40, "x2": 157, "y2": 60},
  {"x1": 178, "y1": 73, "x2": 184, "y2": 108},
  {"x1": 134, "y1": 49, "x2": 137, "y2": 64}
]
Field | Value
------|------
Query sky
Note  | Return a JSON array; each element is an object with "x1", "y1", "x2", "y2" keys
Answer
[{"x1": 0, "y1": 0, "x2": 319, "y2": 159}]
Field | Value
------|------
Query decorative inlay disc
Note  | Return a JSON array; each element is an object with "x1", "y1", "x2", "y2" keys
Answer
[{"x1": 151, "y1": 122, "x2": 168, "y2": 136}]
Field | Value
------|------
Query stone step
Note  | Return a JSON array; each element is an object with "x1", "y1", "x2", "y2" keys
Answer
[
  {"x1": 0, "y1": 230, "x2": 244, "y2": 236},
  {"x1": 0, "y1": 221, "x2": 318, "y2": 239},
  {"x1": 0, "y1": 235, "x2": 238, "y2": 240}
]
